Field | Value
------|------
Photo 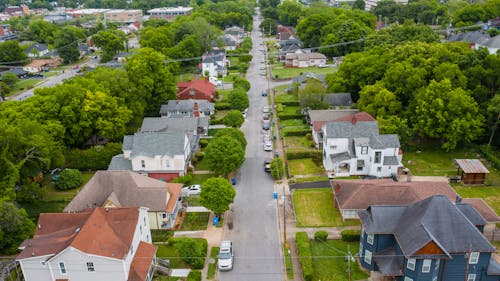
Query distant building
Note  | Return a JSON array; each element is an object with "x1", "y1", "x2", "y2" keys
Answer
[
  {"x1": 147, "y1": 6, "x2": 193, "y2": 21},
  {"x1": 4, "y1": 5, "x2": 30, "y2": 16},
  {"x1": 285, "y1": 52, "x2": 327, "y2": 68},
  {"x1": 25, "y1": 43, "x2": 50, "y2": 58},
  {"x1": 104, "y1": 9, "x2": 143, "y2": 23},
  {"x1": 364, "y1": 0, "x2": 408, "y2": 11},
  {"x1": 0, "y1": 24, "x2": 17, "y2": 41},
  {"x1": 23, "y1": 58, "x2": 61, "y2": 73},
  {"x1": 177, "y1": 78, "x2": 216, "y2": 101}
]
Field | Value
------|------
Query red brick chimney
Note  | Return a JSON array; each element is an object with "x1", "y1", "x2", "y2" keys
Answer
[{"x1": 193, "y1": 102, "x2": 200, "y2": 117}]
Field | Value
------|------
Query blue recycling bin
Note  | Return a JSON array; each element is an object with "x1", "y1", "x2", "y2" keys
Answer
[
  {"x1": 231, "y1": 177, "x2": 237, "y2": 185},
  {"x1": 212, "y1": 216, "x2": 219, "y2": 226},
  {"x1": 273, "y1": 191, "x2": 278, "y2": 199}
]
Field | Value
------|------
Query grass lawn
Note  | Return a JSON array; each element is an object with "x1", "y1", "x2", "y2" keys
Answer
[
  {"x1": 280, "y1": 119, "x2": 305, "y2": 127},
  {"x1": 271, "y1": 64, "x2": 337, "y2": 79},
  {"x1": 181, "y1": 212, "x2": 210, "y2": 231},
  {"x1": 284, "y1": 246, "x2": 294, "y2": 280},
  {"x1": 195, "y1": 158, "x2": 211, "y2": 171},
  {"x1": 292, "y1": 176, "x2": 330, "y2": 184},
  {"x1": 275, "y1": 92, "x2": 298, "y2": 103},
  {"x1": 223, "y1": 73, "x2": 241, "y2": 83},
  {"x1": 403, "y1": 146, "x2": 478, "y2": 176},
  {"x1": 9, "y1": 78, "x2": 42, "y2": 95},
  {"x1": 288, "y1": 158, "x2": 324, "y2": 176},
  {"x1": 188, "y1": 173, "x2": 215, "y2": 185},
  {"x1": 293, "y1": 188, "x2": 360, "y2": 227},
  {"x1": 214, "y1": 109, "x2": 229, "y2": 119},
  {"x1": 206, "y1": 246, "x2": 219, "y2": 280},
  {"x1": 185, "y1": 196, "x2": 201, "y2": 206},
  {"x1": 283, "y1": 136, "x2": 315, "y2": 150},
  {"x1": 216, "y1": 89, "x2": 232, "y2": 102},
  {"x1": 280, "y1": 106, "x2": 301, "y2": 115},
  {"x1": 455, "y1": 186, "x2": 500, "y2": 215},
  {"x1": 151, "y1": 230, "x2": 174, "y2": 243},
  {"x1": 156, "y1": 244, "x2": 190, "y2": 268},
  {"x1": 310, "y1": 240, "x2": 368, "y2": 281}
]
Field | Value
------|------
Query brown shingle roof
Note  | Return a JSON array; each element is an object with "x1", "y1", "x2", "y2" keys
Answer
[
  {"x1": 64, "y1": 171, "x2": 177, "y2": 213},
  {"x1": 455, "y1": 159, "x2": 490, "y2": 174},
  {"x1": 331, "y1": 179, "x2": 458, "y2": 210},
  {"x1": 462, "y1": 198, "x2": 500, "y2": 223},
  {"x1": 17, "y1": 207, "x2": 140, "y2": 260},
  {"x1": 128, "y1": 241, "x2": 157, "y2": 281},
  {"x1": 166, "y1": 182, "x2": 182, "y2": 213}
]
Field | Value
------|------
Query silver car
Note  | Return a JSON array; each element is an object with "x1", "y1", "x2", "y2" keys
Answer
[{"x1": 218, "y1": 241, "x2": 234, "y2": 271}]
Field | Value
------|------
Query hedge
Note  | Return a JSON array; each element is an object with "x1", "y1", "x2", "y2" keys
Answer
[
  {"x1": 314, "y1": 231, "x2": 328, "y2": 241},
  {"x1": 479, "y1": 145, "x2": 500, "y2": 170},
  {"x1": 169, "y1": 237, "x2": 208, "y2": 269},
  {"x1": 280, "y1": 101, "x2": 300, "y2": 106},
  {"x1": 282, "y1": 129, "x2": 310, "y2": 137},
  {"x1": 278, "y1": 114, "x2": 305, "y2": 120},
  {"x1": 341, "y1": 229, "x2": 361, "y2": 242},
  {"x1": 65, "y1": 142, "x2": 122, "y2": 170},
  {"x1": 286, "y1": 150, "x2": 322, "y2": 161},
  {"x1": 199, "y1": 139, "x2": 209, "y2": 148},
  {"x1": 296, "y1": 232, "x2": 313, "y2": 281},
  {"x1": 215, "y1": 102, "x2": 231, "y2": 110}
]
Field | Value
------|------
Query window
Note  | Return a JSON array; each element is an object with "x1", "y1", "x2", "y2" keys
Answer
[
  {"x1": 86, "y1": 262, "x2": 94, "y2": 272},
  {"x1": 165, "y1": 159, "x2": 170, "y2": 168},
  {"x1": 162, "y1": 213, "x2": 167, "y2": 219},
  {"x1": 374, "y1": 151, "x2": 381, "y2": 163},
  {"x1": 59, "y1": 262, "x2": 66, "y2": 274},
  {"x1": 141, "y1": 160, "x2": 145, "y2": 169},
  {"x1": 407, "y1": 258, "x2": 416, "y2": 271},
  {"x1": 330, "y1": 145, "x2": 337, "y2": 150},
  {"x1": 364, "y1": 250, "x2": 372, "y2": 264},
  {"x1": 404, "y1": 277, "x2": 413, "y2": 281},
  {"x1": 361, "y1": 146, "x2": 368, "y2": 154},
  {"x1": 422, "y1": 259, "x2": 431, "y2": 273},
  {"x1": 377, "y1": 167, "x2": 382, "y2": 172},
  {"x1": 469, "y1": 252, "x2": 479, "y2": 264},
  {"x1": 467, "y1": 274, "x2": 476, "y2": 281},
  {"x1": 140, "y1": 225, "x2": 142, "y2": 235},
  {"x1": 367, "y1": 234, "x2": 374, "y2": 245}
]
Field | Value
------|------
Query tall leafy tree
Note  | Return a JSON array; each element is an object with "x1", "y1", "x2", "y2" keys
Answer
[
  {"x1": 0, "y1": 202, "x2": 34, "y2": 254},
  {"x1": 204, "y1": 135, "x2": 245, "y2": 176},
  {"x1": 92, "y1": 29, "x2": 127, "y2": 62},
  {"x1": 200, "y1": 177, "x2": 236, "y2": 215},
  {"x1": 277, "y1": 0, "x2": 304, "y2": 26},
  {"x1": 214, "y1": 128, "x2": 247, "y2": 149},
  {"x1": 55, "y1": 26, "x2": 86, "y2": 64},
  {"x1": 0, "y1": 41, "x2": 27, "y2": 64},
  {"x1": 357, "y1": 82, "x2": 402, "y2": 117},
  {"x1": 139, "y1": 26, "x2": 175, "y2": 54},
  {"x1": 298, "y1": 79, "x2": 329, "y2": 110}
]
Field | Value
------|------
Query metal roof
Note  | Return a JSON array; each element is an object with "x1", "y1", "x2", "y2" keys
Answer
[{"x1": 455, "y1": 159, "x2": 490, "y2": 174}]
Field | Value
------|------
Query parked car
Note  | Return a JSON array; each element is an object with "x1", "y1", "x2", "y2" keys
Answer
[
  {"x1": 181, "y1": 184, "x2": 201, "y2": 196},
  {"x1": 260, "y1": 71, "x2": 266, "y2": 76},
  {"x1": 262, "y1": 106, "x2": 269, "y2": 113},
  {"x1": 259, "y1": 65, "x2": 266, "y2": 70},
  {"x1": 262, "y1": 120, "x2": 270, "y2": 130},
  {"x1": 264, "y1": 141, "x2": 273, "y2": 151},
  {"x1": 218, "y1": 241, "x2": 234, "y2": 271},
  {"x1": 262, "y1": 90, "x2": 267, "y2": 97},
  {"x1": 262, "y1": 113, "x2": 270, "y2": 121},
  {"x1": 209, "y1": 76, "x2": 222, "y2": 87},
  {"x1": 264, "y1": 159, "x2": 271, "y2": 172},
  {"x1": 317, "y1": 64, "x2": 329, "y2": 68}
]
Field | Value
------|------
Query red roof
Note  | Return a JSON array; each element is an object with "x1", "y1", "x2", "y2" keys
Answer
[
  {"x1": 17, "y1": 207, "x2": 142, "y2": 260},
  {"x1": 177, "y1": 78, "x2": 215, "y2": 101},
  {"x1": 128, "y1": 241, "x2": 157, "y2": 281},
  {"x1": 166, "y1": 183, "x2": 182, "y2": 213}
]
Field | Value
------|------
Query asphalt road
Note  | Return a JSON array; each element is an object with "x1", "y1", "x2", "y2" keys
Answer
[
  {"x1": 7, "y1": 57, "x2": 100, "y2": 101},
  {"x1": 219, "y1": 9, "x2": 284, "y2": 281}
]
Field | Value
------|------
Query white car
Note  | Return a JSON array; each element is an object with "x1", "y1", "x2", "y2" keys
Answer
[
  {"x1": 317, "y1": 64, "x2": 329, "y2": 68},
  {"x1": 182, "y1": 184, "x2": 201, "y2": 196},
  {"x1": 262, "y1": 106, "x2": 269, "y2": 113},
  {"x1": 218, "y1": 241, "x2": 234, "y2": 271},
  {"x1": 264, "y1": 141, "x2": 273, "y2": 151}
]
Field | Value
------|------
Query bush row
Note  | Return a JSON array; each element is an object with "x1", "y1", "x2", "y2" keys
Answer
[
  {"x1": 296, "y1": 232, "x2": 313, "y2": 281},
  {"x1": 479, "y1": 145, "x2": 500, "y2": 170},
  {"x1": 341, "y1": 229, "x2": 361, "y2": 242},
  {"x1": 286, "y1": 150, "x2": 322, "y2": 161},
  {"x1": 280, "y1": 101, "x2": 300, "y2": 106},
  {"x1": 64, "y1": 142, "x2": 122, "y2": 170},
  {"x1": 282, "y1": 129, "x2": 310, "y2": 137},
  {"x1": 215, "y1": 102, "x2": 231, "y2": 110},
  {"x1": 278, "y1": 114, "x2": 305, "y2": 121}
]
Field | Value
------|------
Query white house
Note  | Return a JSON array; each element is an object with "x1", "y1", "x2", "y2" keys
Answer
[
  {"x1": 285, "y1": 52, "x2": 327, "y2": 68},
  {"x1": 201, "y1": 48, "x2": 227, "y2": 78},
  {"x1": 322, "y1": 113, "x2": 402, "y2": 178},
  {"x1": 24, "y1": 43, "x2": 49, "y2": 58},
  {"x1": 108, "y1": 132, "x2": 193, "y2": 182},
  {"x1": 17, "y1": 207, "x2": 156, "y2": 281}
]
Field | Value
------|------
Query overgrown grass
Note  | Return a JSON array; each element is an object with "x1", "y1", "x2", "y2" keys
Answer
[
  {"x1": 207, "y1": 246, "x2": 219, "y2": 280},
  {"x1": 280, "y1": 106, "x2": 301, "y2": 115},
  {"x1": 310, "y1": 240, "x2": 368, "y2": 281},
  {"x1": 455, "y1": 186, "x2": 500, "y2": 215},
  {"x1": 156, "y1": 244, "x2": 190, "y2": 268},
  {"x1": 280, "y1": 119, "x2": 305, "y2": 127},
  {"x1": 214, "y1": 109, "x2": 229, "y2": 119},
  {"x1": 284, "y1": 246, "x2": 294, "y2": 280},
  {"x1": 181, "y1": 212, "x2": 210, "y2": 231},
  {"x1": 194, "y1": 158, "x2": 211, "y2": 171},
  {"x1": 403, "y1": 146, "x2": 478, "y2": 176},
  {"x1": 275, "y1": 92, "x2": 298, "y2": 103},
  {"x1": 293, "y1": 188, "x2": 360, "y2": 227},
  {"x1": 216, "y1": 89, "x2": 232, "y2": 102},
  {"x1": 283, "y1": 136, "x2": 315, "y2": 149},
  {"x1": 185, "y1": 196, "x2": 201, "y2": 206},
  {"x1": 288, "y1": 158, "x2": 324, "y2": 176},
  {"x1": 188, "y1": 173, "x2": 215, "y2": 185},
  {"x1": 271, "y1": 64, "x2": 337, "y2": 79},
  {"x1": 151, "y1": 230, "x2": 174, "y2": 243}
]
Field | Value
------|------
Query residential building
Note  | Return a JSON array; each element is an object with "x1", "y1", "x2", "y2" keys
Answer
[
  {"x1": 325, "y1": 93, "x2": 353, "y2": 108},
  {"x1": 276, "y1": 25, "x2": 296, "y2": 41},
  {"x1": 223, "y1": 34, "x2": 239, "y2": 51},
  {"x1": 448, "y1": 31, "x2": 500, "y2": 55},
  {"x1": 141, "y1": 116, "x2": 210, "y2": 136},
  {"x1": 64, "y1": 171, "x2": 182, "y2": 229},
  {"x1": 0, "y1": 24, "x2": 17, "y2": 41},
  {"x1": 322, "y1": 112, "x2": 402, "y2": 177},
  {"x1": 104, "y1": 9, "x2": 143, "y2": 23},
  {"x1": 278, "y1": 38, "x2": 303, "y2": 61},
  {"x1": 224, "y1": 26, "x2": 245, "y2": 39},
  {"x1": 364, "y1": 0, "x2": 408, "y2": 11},
  {"x1": 4, "y1": 5, "x2": 30, "y2": 16},
  {"x1": 331, "y1": 179, "x2": 458, "y2": 220},
  {"x1": 23, "y1": 58, "x2": 61, "y2": 73},
  {"x1": 201, "y1": 48, "x2": 227, "y2": 78},
  {"x1": 308, "y1": 109, "x2": 360, "y2": 148},
  {"x1": 285, "y1": 52, "x2": 327, "y2": 68},
  {"x1": 25, "y1": 43, "x2": 50, "y2": 58},
  {"x1": 17, "y1": 207, "x2": 157, "y2": 281},
  {"x1": 108, "y1": 132, "x2": 193, "y2": 181},
  {"x1": 5, "y1": 68, "x2": 28, "y2": 78},
  {"x1": 358, "y1": 195, "x2": 500, "y2": 281},
  {"x1": 147, "y1": 7, "x2": 193, "y2": 21},
  {"x1": 177, "y1": 79, "x2": 216, "y2": 101},
  {"x1": 160, "y1": 99, "x2": 215, "y2": 118}
]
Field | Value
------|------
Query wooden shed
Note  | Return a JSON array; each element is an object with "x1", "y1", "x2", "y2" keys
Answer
[{"x1": 455, "y1": 159, "x2": 490, "y2": 184}]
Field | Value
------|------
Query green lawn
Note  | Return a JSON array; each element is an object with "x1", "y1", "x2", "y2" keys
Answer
[
  {"x1": 188, "y1": 173, "x2": 216, "y2": 185},
  {"x1": 455, "y1": 186, "x2": 500, "y2": 214},
  {"x1": 271, "y1": 64, "x2": 337, "y2": 79},
  {"x1": 403, "y1": 147, "x2": 478, "y2": 176},
  {"x1": 283, "y1": 136, "x2": 314, "y2": 149},
  {"x1": 284, "y1": 246, "x2": 294, "y2": 280},
  {"x1": 214, "y1": 109, "x2": 229, "y2": 119},
  {"x1": 310, "y1": 240, "x2": 368, "y2": 281},
  {"x1": 275, "y1": 92, "x2": 298, "y2": 103},
  {"x1": 216, "y1": 89, "x2": 232, "y2": 102},
  {"x1": 181, "y1": 212, "x2": 210, "y2": 231},
  {"x1": 206, "y1": 246, "x2": 219, "y2": 280},
  {"x1": 151, "y1": 230, "x2": 174, "y2": 243},
  {"x1": 280, "y1": 119, "x2": 305, "y2": 127},
  {"x1": 156, "y1": 244, "x2": 190, "y2": 268},
  {"x1": 195, "y1": 157, "x2": 211, "y2": 171},
  {"x1": 288, "y1": 158, "x2": 324, "y2": 176},
  {"x1": 280, "y1": 106, "x2": 301, "y2": 115},
  {"x1": 9, "y1": 78, "x2": 42, "y2": 95},
  {"x1": 293, "y1": 188, "x2": 360, "y2": 227},
  {"x1": 223, "y1": 73, "x2": 241, "y2": 83},
  {"x1": 293, "y1": 176, "x2": 330, "y2": 184}
]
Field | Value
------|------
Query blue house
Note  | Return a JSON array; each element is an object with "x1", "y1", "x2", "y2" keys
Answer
[{"x1": 358, "y1": 195, "x2": 500, "y2": 281}]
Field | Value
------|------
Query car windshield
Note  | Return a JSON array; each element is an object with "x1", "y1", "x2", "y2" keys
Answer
[{"x1": 218, "y1": 252, "x2": 232, "y2": 259}]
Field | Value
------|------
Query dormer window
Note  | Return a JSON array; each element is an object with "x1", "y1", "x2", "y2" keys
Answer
[{"x1": 141, "y1": 160, "x2": 145, "y2": 169}]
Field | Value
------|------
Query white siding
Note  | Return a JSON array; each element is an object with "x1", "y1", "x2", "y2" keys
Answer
[{"x1": 19, "y1": 256, "x2": 53, "y2": 281}]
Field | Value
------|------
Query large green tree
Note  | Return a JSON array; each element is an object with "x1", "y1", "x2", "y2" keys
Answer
[
  {"x1": 214, "y1": 128, "x2": 247, "y2": 150},
  {"x1": 0, "y1": 41, "x2": 27, "y2": 64},
  {"x1": 139, "y1": 26, "x2": 175, "y2": 54},
  {"x1": 199, "y1": 177, "x2": 236, "y2": 215},
  {"x1": 0, "y1": 202, "x2": 34, "y2": 254},
  {"x1": 204, "y1": 135, "x2": 245, "y2": 176},
  {"x1": 298, "y1": 79, "x2": 329, "y2": 110},
  {"x1": 228, "y1": 88, "x2": 249, "y2": 111},
  {"x1": 55, "y1": 26, "x2": 86, "y2": 64},
  {"x1": 92, "y1": 29, "x2": 127, "y2": 62},
  {"x1": 277, "y1": 0, "x2": 304, "y2": 26}
]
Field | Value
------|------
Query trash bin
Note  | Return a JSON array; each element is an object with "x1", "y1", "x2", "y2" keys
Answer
[
  {"x1": 231, "y1": 177, "x2": 237, "y2": 185},
  {"x1": 212, "y1": 216, "x2": 219, "y2": 226},
  {"x1": 273, "y1": 191, "x2": 278, "y2": 199}
]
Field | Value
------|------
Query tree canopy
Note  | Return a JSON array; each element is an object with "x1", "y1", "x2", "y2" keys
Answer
[
  {"x1": 204, "y1": 135, "x2": 245, "y2": 176},
  {"x1": 199, "y1": 177, "x2": 236, "y2": 215}
]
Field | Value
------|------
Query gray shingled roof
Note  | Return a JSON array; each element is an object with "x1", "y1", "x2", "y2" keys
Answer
[
  {"x1": 140, "y1": 116, "x2": 209, "y2": 133},
  {"x1": 160, "y1": 100, "x2": 214, "y2": 116},
  {"x1": 123, "y1": 135, "x2": 133, "y2": 151},
  {"x1": 326, "y1": 93, "x2": 353, "y2": 107},
  {"x1": 308, "y1": 109, "x2": 359, "y2": 123},
  {"x1": 370, "y1": 134, "x2": 400, "y2": 149},
  {"x1": 128, "y1": 132, "x2": 186, "y2": 158},
  {"x1": 324, "y1": 121, "x2": 379, "y2": 139},
  {"x1": 359, "y1": 195, "x2": 496, "y2": 257},
  {"x1": 455, "y1": 203, "x2": 487, "y2": 226},
  {"x1": 108, "y1": 154, "x2": 132, "y2": 171},
  {"x1": 292, "y1": 72, "x2": 326, "y2": 84}
]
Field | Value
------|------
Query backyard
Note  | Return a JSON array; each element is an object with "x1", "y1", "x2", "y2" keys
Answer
[
  {"x1": 292, "y1": 188, "x2": 360, "y2": 227},
  {"x1": 288, "y1": 158, "x2": 324, "y2": 177},
  {"x1": 270, "y1": 64, "x2": 337, "y2": 79},
  {"x1": 180, "y1": 212, "x2": 210, "y2": 231}
]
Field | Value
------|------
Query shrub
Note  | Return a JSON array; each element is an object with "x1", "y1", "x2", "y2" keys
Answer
[
  {"x1": 228, "y1": 88, "x2": 249, "y2": 111},
  {"x1": 195, "y1": 151, "x2": 205, "y2": 161},
  {"x1": 341, "y1": 229, "x2": 361, "y2": 242},
  {"x1": 169, "y1": 237, "x2": 207, "y2": 269},
  {"x1": 65, "y1": 143, "x2": 122, "y2": 170},
  {"x1": 281, "y1": 101, "x2": 300, "y2": 106},
  {"x1": 277, "y1": 103, "x2": 284, "y2": 112},
  {"x1": 187, "y1": 270, "x2": 202, "y2": 281},
  {"x1": 271, "y1": 158, "x2": 284, "y2": 180},
  {"x1": 283, "y1": 129, "x2": 310, "y2": 137},
  {"x1": 296, "y1": 232, "x2": 313, "y2": 281},
  {"x1": 286, "y1": 150, "x2": 322, "y2": 161},
  {"x1": 278, "y1": 114, "x2": 305, "y2": 120},
  {"x1": 199, "y1": 139, "x2": 209, "y2": 148},
  {"x1": 314, "y1": 231, "x2": 328, "y2": 241},
  {"x1": 480, "y1": 145, "x2": 500, "y2": 170},
  {"x1": 16, "y1": 182, "x2": 47, "y2": 203},
  {"x1": 55, "y1": 169, "x2": 83, "y2": 190},
  {"x1": 151, "y1": 230, "x2": 174, "y2": 242},
  {"x1": 233, "y1": 77, "x2": 251, "y2": 91},
  {"x1": 215, "y1": 102, "x2": 231, "y2": 110},
  {"x1": 223, "y1": 110, "x2": 244, "y2": 128},
  {"x1": 172, "y1": 174, "x2": 193, "y2": 184}
]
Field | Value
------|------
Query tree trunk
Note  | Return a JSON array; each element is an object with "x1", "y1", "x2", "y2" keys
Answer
[{"x1": 488, "y1": 112, "x2": 500, "y2": 146}]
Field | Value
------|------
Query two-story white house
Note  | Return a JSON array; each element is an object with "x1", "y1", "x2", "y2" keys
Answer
[
  {"x1": 108, "y1": 132, "x2": 193, "y2": 182},
  {"x1": 17, "y1": 207, "x2": 156, "y2": 281},
  {"x1": 322, "y1": 113, "x2": 402, "y2": 178},
  {"x1": 201, "y1": 48, "x2": 227, "y2": 78}
]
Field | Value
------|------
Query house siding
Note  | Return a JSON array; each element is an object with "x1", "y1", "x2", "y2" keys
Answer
[{"x1": 19, "y1": 256, "x2": 53, "y2": 281}]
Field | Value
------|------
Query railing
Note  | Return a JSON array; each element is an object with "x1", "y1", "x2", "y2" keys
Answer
[{"x1": 1, "y1": 261, "x2": 23, "y2": 281}]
